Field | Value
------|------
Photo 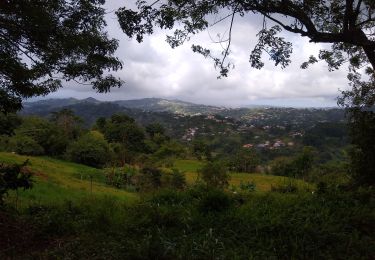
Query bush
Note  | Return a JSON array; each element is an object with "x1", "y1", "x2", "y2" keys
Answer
[
  {"x1": 198, "y1": 189, "x2": 232, "y2": 213},
  {"x1": 170, "y1": 168, "x2": 186, "y2": 190},
  {"x1": 271, "y1": 179, "x2": 298, "y2": 193},
  {"x1": 199, "y1": 161, "x2": 229, "y2": 189},
  {"x1": 8, "y1": 134, "x2": 44, "y2": 155},
  {"x1": 239, "y1": 180, "x2": 256, "y2": 191},
  {"x1": 0, "y1": 161, "x2": 33, "y2": 205},
  {"x1": 66, "y1": 132, "x2": 111, "y2": 168}
]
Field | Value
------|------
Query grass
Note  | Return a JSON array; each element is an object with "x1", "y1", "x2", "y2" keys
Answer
[
  {"x1": 0, "y1": 152, "x2": 138, "y2": 206},
  {"x1": 1, "y1": 156, "x2": 372, "y2": 259},
  {"x1": 174, "y1": 159, "x2": 313, "y2": 191},
  {"x1": 173, "y1": 159, "x2": 204, "y2": 172}
]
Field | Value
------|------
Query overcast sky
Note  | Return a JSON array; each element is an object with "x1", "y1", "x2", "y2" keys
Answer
[{"x1": 45, "y1": 1, "x2": 350, "y2": 108}]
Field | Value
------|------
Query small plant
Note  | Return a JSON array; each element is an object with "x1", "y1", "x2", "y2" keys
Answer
[{"x1": 239, "y1": 180, "x2": 256, "y2": 192}]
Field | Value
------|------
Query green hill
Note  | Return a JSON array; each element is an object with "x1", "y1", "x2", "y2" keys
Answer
[{"x1": 0, "y1": 152, "x2": 138, "y2": 207}]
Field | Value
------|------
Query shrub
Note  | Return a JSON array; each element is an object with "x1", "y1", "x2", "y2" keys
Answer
[
  {"x1": 199, "y1": 161, "x2": 229, "y2": 189},
  {"x1": 271, "y1": 179, "x2": 298, "y2": 193},
  {"x1": 170, "y1": 168, "x2": 186, "y2": 190},
  {"x1": 239, "y1": 180, "x2": 256, "y2": 191},
  {"x1": 198, "y1": 189, "x2": 232, "y2": 213},
  {"x1": 0, "y1": 161, "x2": 33, "y2": 205},
  {"x1": 8, "y1": 134, "x2": 44, "y2": 155},
  {"x1": 66, "y1": 132, "x2": 111, "y2": 168}
]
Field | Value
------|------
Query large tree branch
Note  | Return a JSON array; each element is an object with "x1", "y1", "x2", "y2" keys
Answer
[{"x1": 240, "y1": 0, "x2": 375, "y2": 69}]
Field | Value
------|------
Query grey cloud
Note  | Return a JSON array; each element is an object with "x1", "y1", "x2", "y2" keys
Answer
[{"x1": 48, "y1": 1, "x2": 351, "y2": 107}]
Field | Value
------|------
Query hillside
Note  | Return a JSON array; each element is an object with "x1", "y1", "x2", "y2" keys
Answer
[
  {"x1": 21, "y1": 97, "x2": 345, "y2": 133},
  {"x1": 0, "y1": 152, "x2": 138, "y2": 206},
  {"x1": 0, "y1": 152, "x2": 310, "y2": 204}
]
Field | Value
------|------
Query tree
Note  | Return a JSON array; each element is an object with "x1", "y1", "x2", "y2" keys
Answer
[
  {"x1": 104, "y1": 115, "x2": 146, "y2": 153},
  {"x1": 117, "y1": 1, "x2": 374, "y2": 81},
  {"x1": 346, "y1": 108, "x2": 375, "y2": 186},
  {"x1": 50, "y1": 109, "x2": 83, "y2": 140},
  {"x1": 0, "y1": 0, "x2": 123, "y2": 113},
  {"x1": 270, "y1": 147, "x2": 315, "y2": 178},
  {"x1": 199, "y1": 161, "x2": 229, "y2": 189},
  {"x1": 66, "y1": 131, "x2": 111, "y2": 168},
  {"x1": 13, "y1": 116, "x2": 68, "y2": 156},
  {"x1": 8, "y1": 134, "x2": 45, "y2": 156},
  {"x1": 0, "y1": 113, "x2": 21, "y2": 136},
  {"x1": 192, "y1": 139, "x2": 211, "y2": 160},
  {"x1": 146, "y1": 123, "x2": 166, "y2": 138},
  {"x1": 118, "y1": 1, "x2": 375, "y2": 185},
  {"x1": 230, "y1": 148, "x2": 260, "y2": 173}
]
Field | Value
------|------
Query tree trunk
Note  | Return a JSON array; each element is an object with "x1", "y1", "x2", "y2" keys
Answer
[{"x1": 363, "y1": 46, "x2": 375, "y2": 71}]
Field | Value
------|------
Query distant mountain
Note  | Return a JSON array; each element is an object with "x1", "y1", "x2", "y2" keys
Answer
[
  {"x1": 24, "y1": 97, "x2": 230, "y2": 116},
  {"x1": 113, "y1": 98, "x2": 228, "y2": 115},
  {"x1": 22, "y1": 97, "x2": 345, "y2": 129}
]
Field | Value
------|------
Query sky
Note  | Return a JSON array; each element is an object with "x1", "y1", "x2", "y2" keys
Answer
[{"x1": 44, "y1": 1, "x2": 351, "y2": 108}]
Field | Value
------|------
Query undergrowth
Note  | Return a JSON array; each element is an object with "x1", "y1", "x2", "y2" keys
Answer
[{"x1": 1, "y1": 186, "x2": 374, "y2": 259}]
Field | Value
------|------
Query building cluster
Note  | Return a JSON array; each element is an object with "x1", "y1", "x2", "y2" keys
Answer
[
  {"x1": 182, "y1": 127, "x2": 198, "y2": 141},
  {"x1": 242, "y1": 140, "x2": 295, "y2": 150}
]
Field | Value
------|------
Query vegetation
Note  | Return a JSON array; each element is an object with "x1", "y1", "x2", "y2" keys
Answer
[
  {"x1": 0, "y1": 0, "x2": 122, "y2": 113},
  {"x1": 0, "y1": 1, "x2": 374, "y2": 258}
]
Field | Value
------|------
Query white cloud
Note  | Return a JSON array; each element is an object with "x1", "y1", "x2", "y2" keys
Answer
[{"x1": 47, "y1": 2, "x2": 351, "y2": 107}]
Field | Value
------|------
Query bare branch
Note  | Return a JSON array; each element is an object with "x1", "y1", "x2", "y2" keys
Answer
[{"x1": 220, "y1": 7, "x2": 236, "y2": 69}]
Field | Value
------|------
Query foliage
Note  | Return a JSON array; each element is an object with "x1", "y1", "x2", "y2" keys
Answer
[
  {"x1": 271, "y1": 179, "x2": 298, "y2": 193},
  {"x1": 118, "y1": 0, "x2": 375, "y2": 186},
  {"x1": 0, "y1": 113, "x2": 21, "y2": 136},
  {"x1": 0, "y1": 160, "x2": 33, "y2": 205},
  {"x1": 50, "y1": 109, "x2": 83, "y2": 140},
  {"x1": 170, "y1": 168, "x2": 186, "y2": 190},
  {"x1": 13, "y1": 117, "x2": 68, "y2": 156},
  {"x1": 118, "y1": 1, "x2": 375, "y2": 78},
  {"x1": 66, "y1": 131, "x2": 111, "y2": 168},
  {"x1": 239, "y1": 180, "x2": 256, "y2": 192},
  {"x1": 271, "y1": 147, "x2": 315, "y2": 178},
  {"x1": 192, "y1": 139, "x2": 211, "y2": 160},
  {"x1": 153, "y1": 141, "x2": 185, "y2": 160},
  {"x1": 8, "y1": 135, "x2": 44, "y2": 156},
  {"x1": 346, "y1": 108, "x2": 375, "y2": 186},
  {"x1": 137, "y1": 166, "x2": 163, "y2": 191},
  {"x1": 146, "y1": 122, "x2": 166, "y2": 138},
  {"x1": 199, "y1": 161, "x2": 230, "y2": 189},
  {"x1": 0, "y1": 0, "x2": 122, "y2": 113},
  {"x1": 2, "y1": 187, "x2": 374, "y2": 259},
  {"x1": 0, "y1": 152, "x2": 138, "y2": 204},
  {"x1": 229, "y1": 148, "x2": 260, "y2": 173},
  {"x1": 103, "y1": 113, "x2": 146, "y2": 153},
  {"x1": 270, "y1": 156, "x2": 296, "y2": 177},
  {"x1": 160, "y1": 168, "x2": 187, "y2": 190},
  {"x1": 104, "y1": 165, "x2": 138, "y2": 190}
]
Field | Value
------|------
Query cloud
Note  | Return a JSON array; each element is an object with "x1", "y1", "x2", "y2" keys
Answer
[{"x1": 47, "y1": 2, "x2": 351, "y2": 107}]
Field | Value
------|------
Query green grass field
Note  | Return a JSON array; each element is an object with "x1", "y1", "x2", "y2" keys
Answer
[
  {"x1": 0, "y1": 153, "x2": 312, "y2": 209},
  {"x1": 0, "y1": 152, "x2": 138, "y2": 207},
  {"x1": 174, "y1": 159, "x2": 312, "y2": 191}
]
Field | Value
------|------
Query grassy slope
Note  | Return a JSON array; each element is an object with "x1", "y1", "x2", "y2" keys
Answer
[
  {"x1": 0, "y1": 152, "x2": 311, "y2": 208},
  {"x1": 0, "y1": 152, "x2": 138, "y2": 207},
  {"x1": 174, "y1": 159, "x2": 312, "y2": 191}
]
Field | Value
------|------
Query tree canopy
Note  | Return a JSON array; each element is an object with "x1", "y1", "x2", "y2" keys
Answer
[
  {"x1": 117, "y1": 0, "x2": 375, "y2": 107},
  {"x1": 0, "y1": 0, "x2": 123, "y2": 113}
]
